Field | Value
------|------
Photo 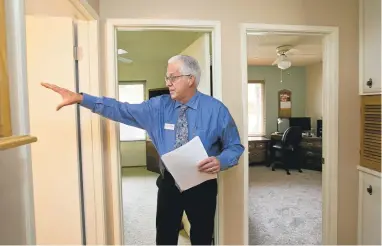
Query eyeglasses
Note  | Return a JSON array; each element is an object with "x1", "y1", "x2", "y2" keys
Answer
[{"x1": 164, "y1": 74, "x2": 192, "y2": 84}]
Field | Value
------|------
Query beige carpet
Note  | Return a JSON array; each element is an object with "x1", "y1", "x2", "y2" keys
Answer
[
  {"x1": 121, "y1": 165, "x2": 322, "y2": 245},
  {"x1": 121, "y1": 167, "x2": 191, "y2": 245},
  {"x1": 249, "y1": 165, "x2": 322, "y2": 245}
]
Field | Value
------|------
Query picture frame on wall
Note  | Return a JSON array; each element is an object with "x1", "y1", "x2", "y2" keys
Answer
[{"x1": 278, "y1": 89, "x2": 292, "y2": 118}]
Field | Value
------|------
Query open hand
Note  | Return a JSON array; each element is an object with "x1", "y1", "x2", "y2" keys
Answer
[
  {"x1": 41, "y1": 82, "x2": 83, "y2": 111},
  {"x1": 198, "y1": 156, "x2": 221, "y2": 174}
]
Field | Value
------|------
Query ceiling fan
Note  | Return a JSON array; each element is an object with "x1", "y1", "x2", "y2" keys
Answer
[
  {"x1": 117, "y1": 48, "x2": 133, "y2": 64},
  {"x1": 272, "y1": 45, "x2": 293, "y2": 70}
]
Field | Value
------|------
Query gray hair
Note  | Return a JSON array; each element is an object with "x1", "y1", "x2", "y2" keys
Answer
[{"x1": 168, "y1": 55, "x2": 201, "y2": 86}]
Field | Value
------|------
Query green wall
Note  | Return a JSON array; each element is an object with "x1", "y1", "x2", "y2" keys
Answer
[
  {"x1": 118, "y1": 61, "x2": 167, "y2": 167},
  {"x1": 247, "y1": 66, "x2": 307, "y2": 136},
  {"x1": 118, "y1": 61, "x2": 167, "y2": 100}
]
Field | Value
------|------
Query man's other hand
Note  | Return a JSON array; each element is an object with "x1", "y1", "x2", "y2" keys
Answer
[
  {"x1": 198, "y1": 156, "x2": 221, "y2": 174},
  {"x1": 41, "y1": 82, "x2": 83, "y2": 111}
]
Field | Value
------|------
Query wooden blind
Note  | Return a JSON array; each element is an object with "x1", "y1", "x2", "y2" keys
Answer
[
  {"x1": 360, "y1": 95, "x2": 381, "y2": 172},
  {"x1": 0, "y1": 0, "x2": 12, "y2": 137}
]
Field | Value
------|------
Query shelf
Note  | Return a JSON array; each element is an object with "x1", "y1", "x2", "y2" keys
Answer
[{"x1": 0, "y1": 135, "x2": 37, "y2": 150}]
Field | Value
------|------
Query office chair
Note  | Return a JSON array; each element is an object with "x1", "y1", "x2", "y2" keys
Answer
[{"x1": 270, "y1": 126, "x2": 303, "y2": 175}]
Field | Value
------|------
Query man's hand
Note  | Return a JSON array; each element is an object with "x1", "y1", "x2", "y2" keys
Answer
[
  {"x1": 198, "y1": 157, "x2": 221, "y2": 174},
  {"x1": 41, "y1": 82, "x2": 83, "y2": 111}
]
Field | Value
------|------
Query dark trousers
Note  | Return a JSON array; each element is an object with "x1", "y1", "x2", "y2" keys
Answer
[{"x1": 156, "y1": 170, "x2": 217, "y2": 245}]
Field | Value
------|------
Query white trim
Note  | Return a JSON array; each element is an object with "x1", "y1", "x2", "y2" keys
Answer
[
  {"x1": 68, "y1": 0, "x2": 99, "y2": 20},
  {"x1": 77, "y1": 20, "x2": 106, "y2": 244},
  {"x1": 240, "y1": 23, "x2": 339, "y2": 245},
  {"x1": 357, "y1": 165, "x2": 382, "y2": 178},
  {"x1": 105, "y1": 18, "x2": 223, "y2": 245}
]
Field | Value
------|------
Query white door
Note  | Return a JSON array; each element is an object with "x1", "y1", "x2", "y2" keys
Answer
[
  {"x1": 360, "y1": 0, "x2": 381, "y2": 93},
  {"x1": 358, "y1": 170, "x2": 381, "y2": 245},
  {"x1": 25, "y1": 15, "x2": 83, "y2": 244},
  {"x1": 180, "y1": 33, "x2": 211, "y2": 95}
]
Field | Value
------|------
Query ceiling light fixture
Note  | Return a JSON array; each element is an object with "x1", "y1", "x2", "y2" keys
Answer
[
  {"x1": 277, "y1": 55, "x2": 292, "y2": 70},
  {"x1": 117, "y1": 49, "x2": 128, "y2": 55}
]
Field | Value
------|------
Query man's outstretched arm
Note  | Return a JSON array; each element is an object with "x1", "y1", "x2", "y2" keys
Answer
[{"x1": 41, "y1": 82, "x2": 159, "y2": 131}]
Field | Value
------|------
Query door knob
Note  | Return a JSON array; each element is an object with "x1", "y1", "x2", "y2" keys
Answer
[
  {"x1": 366, "y1": 78, "x2": 373, "y2": 88},
  {"x1": 366, "y1": 185, "x2": 372, "y2": 195}
]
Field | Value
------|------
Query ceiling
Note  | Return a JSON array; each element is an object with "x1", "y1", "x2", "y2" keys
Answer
[
  {"x1": 247, "y1": 34, "x2": 323, "y2": 66},
  {"x1": 116, "y1": 31, "x2": 204, "y2": 63},
  {"x1": 116, "y1": 31, "x2": 323, "y2": 67}
]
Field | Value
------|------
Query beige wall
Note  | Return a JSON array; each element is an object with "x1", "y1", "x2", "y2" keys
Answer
[
  {"x1": 306, "y1": 62, "x2": 323, "y2": 130},
  {"x1": 99, "y1": 0, "x2": 360, "y2": 244}
]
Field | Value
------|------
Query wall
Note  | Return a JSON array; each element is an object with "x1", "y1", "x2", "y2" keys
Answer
[
  {"x1": 118, "y1": 61, "x2": 166, "y2": 99},
  {"x1": 248, "y1": 66, "x2": 307, "y2": 136},
  {"x1": 306, "y1": 62, "x2": 323, "y2": 130},
  {"x1": 99, "y1": 0, "x2": 360, "y2": 244},
  {"x1": 118, "y1": 61, "x2": 166, "y2": 167}
]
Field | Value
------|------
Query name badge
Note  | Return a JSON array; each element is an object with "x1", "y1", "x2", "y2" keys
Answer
[{"x1": 164, "y1": 123, "x2": 175, "y2": 130}]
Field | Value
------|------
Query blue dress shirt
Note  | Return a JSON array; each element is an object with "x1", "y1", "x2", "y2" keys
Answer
[{"x1": 80, "y1": 90, "x2": 244, "y2": 170}]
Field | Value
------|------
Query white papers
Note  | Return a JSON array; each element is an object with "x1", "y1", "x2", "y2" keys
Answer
[{"x1": 161, "y1": 136, "x2": 217, "y2": 191}]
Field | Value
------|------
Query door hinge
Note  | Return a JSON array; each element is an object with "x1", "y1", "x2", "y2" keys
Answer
[
  {"x1": 73, "y1": 46, "x2": 81, "y2": 61},
  {"x1": 321, "y1": 157, "x2": 325, "y2": 164}
]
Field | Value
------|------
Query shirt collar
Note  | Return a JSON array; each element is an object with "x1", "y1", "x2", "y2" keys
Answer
[{"x1": 175, "y1": 90, "x2": 200, "y2": 110}]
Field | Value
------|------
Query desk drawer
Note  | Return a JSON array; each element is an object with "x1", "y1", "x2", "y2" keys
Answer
[
  {"x1": 301, "y1": 140, "x2": 322, "y2": 148},
  {"x1": 249, "y1": 151, "x2": 266, "y2": 163},
  {"x1": 249, "y1": 141, "x2": 267, "y2": 150}
]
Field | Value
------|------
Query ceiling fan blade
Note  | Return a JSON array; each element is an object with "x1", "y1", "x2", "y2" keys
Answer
[
  {"x1": 118, "y1": 56, "x2": 133, "y2": 64},
  {"x1": 272, "y1": 58, "x2": 279, "y2": 66},
  {"x1": 287, "y1": 53, "x2": 319, "y2": 56}
]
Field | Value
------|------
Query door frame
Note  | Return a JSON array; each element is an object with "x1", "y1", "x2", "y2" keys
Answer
[
  {"x1": 240, "y1": 23, "x2": 339, "y2": 245},
  {"x1": 104, "y1": 19, "x2": 223, "y2": 244},
  {"x1": 67, "y1": 1, "x2": 107, "y2": 244}
]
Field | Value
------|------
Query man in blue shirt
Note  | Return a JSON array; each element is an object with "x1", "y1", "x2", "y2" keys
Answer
[{"x1": 41, "y1": 55, "x2": 244, "y2": 245}]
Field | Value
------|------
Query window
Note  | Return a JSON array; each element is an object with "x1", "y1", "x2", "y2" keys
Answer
[
  {"x1": 248, "y1": 81, "x2": 265, "y2": 136},
  {"x1": 118, "y1": 81, "x2": 146, "y2": 141}
]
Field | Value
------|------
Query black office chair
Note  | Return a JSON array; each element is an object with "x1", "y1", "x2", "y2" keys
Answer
[{"x1": 270, "y1": 126, "x2": 303, "y2": 175}]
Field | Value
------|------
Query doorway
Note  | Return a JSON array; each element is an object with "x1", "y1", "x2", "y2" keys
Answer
[
  {"x1": 245, "y1": 33, "x2": 324, "y2": 244},
  {"x1": 103, "y1": 20, "x2": 223, "y2": 244},
  {"x1": 240, "y1": 24, "x2": 339, "y2": 245},
  {"x1": 115, "y1": 29, "x2": 212, "y2": 244}
]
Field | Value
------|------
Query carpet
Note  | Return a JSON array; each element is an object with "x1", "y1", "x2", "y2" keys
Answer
[
  {"x1": 248, "y1": 165, "x2": 322, "y2": 245},
  {"x1": 121, "y1": 167, "x2": 191, "y2": 245}
]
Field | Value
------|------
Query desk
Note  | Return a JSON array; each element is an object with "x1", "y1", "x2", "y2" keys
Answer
[
  {"x1": 146, "y1": 140, "x2": 161, "y2": 174},
  {"x1": 248, "y1": 136, "x2": 270, "y2": 164},
  {"x1": 270, "y1": 133, "x2": 322, "y2": 171}
]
